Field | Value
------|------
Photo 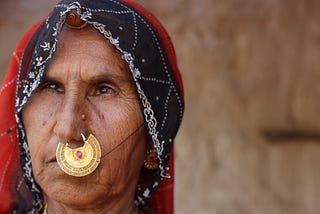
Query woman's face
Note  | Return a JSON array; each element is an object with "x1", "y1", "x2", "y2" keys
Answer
[{"x1": 22, "y1": 26, "x2": 147, "y2": 207}]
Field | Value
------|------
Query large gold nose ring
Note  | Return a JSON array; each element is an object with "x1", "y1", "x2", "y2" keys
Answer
[{"x1": 56, "y1": 133, "x2": 101, "y2": 177}]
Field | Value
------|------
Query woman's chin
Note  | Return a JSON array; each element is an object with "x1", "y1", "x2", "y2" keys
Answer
[{"x1": 43, "y1": 180, "x2": 110, "y2": 207}]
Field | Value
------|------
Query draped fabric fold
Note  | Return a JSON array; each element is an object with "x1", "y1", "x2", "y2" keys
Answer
[{"x1": 0, "y1": 21, "x2": 42, "y2": 213}]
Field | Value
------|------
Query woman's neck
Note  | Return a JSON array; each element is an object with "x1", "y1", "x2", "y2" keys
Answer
[{"x1": 46, "y1": 194, "x2": 136, "y2": 214}]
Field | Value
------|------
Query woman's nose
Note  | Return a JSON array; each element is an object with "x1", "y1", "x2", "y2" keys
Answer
[{"x1": 53, "y1": 95, "x2": 85, "y2": 143}]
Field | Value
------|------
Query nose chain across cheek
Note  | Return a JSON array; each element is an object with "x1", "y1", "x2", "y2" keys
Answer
[{"x1": 55, "y1": 109, "x2": 145, "y2": 177}]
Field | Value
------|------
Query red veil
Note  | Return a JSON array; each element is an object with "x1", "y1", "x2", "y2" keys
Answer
[{"x1": 0, "y1": 21, "x2": 41, "y2": 213}]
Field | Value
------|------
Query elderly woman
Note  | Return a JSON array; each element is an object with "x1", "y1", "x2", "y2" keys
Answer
[{"x1": 0, "y1": 0, "x2": 184, "y2": 213}]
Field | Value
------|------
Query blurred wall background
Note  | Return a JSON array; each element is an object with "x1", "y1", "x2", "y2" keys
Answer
[{"x1": 1, "y1": 0, "x2": 320, "y2": 214}]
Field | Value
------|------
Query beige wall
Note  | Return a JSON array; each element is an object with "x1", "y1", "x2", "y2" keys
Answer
[
  {"x1": 139, "y1": 1, "x2": 320, "y2": 213},
  {"x1": 2, "y1": 0, "x2": 320, "y2": 213},
  {"x1": 0, "y1": 0, "x2": 59, "y2": 80}
]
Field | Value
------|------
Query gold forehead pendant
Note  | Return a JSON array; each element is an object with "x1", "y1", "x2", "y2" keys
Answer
[{"x1": 56, "y1": 134, "x2": 101, "y2": 177}]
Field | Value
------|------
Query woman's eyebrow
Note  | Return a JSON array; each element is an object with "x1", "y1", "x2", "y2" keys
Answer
[
  {"x1": 87, "y1": 72, "x2": 132, "y2": 84},
  {"x1": 43, "y1": 66, "x2": 132, "y2": 83},
  {"x1": 40, "y1": 74, "x2": 61, "y2": 83}
]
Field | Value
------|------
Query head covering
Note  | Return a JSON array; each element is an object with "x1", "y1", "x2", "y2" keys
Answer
[{"x1": 0, "y1": 0, "x2": 184, "y2": 213}]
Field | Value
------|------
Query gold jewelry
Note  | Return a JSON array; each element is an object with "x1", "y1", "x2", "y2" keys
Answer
[
  {"x1": 43, "y1": 203, "x2": 48, "y2": 214},
  {"x1": 65, "y1": 10, "x2": 88, "y2": 29},
  {"x1": 144, "y1": 149, "x2": 158, "y2": 170},
  {"x1": 56, "y1": 133, "x2": 101, "y2": 177}
]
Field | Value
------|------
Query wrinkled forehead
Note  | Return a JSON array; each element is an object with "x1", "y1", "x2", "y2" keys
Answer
[
  {"x1": 46, "y1": 25, "x2": 133, "y2": 85},
  {"x1": 56, "y1": 26, "x2": 110, "y2": 52},
  {"x1": 52, "y1": 25, "x2": 127, "y2": 69}
]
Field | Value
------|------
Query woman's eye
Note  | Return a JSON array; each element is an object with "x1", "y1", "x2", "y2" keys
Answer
[
  {"x1": 94, "y1": 84, "x2": 115, "y2": 96},
  {"x1": 41, "y1": 81, "x2": 63, "y2": 93}
]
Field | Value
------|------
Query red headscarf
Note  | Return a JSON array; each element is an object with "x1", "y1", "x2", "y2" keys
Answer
[{"x1": 0, "y1": 21, "x2": 41, "y2": 213}]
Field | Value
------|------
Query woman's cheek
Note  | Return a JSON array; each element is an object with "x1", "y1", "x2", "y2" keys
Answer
[{"x1": 22, "y1": 94, "x2": 60, "y2": 158}]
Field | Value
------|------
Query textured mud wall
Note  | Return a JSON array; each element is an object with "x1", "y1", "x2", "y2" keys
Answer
[
  {"x1": 0, "y1": 0, "x2": 59, "y2": 80},
  {"x1": 139, "y1": 1, "x2": 320, "y2": 214},
  {"x1": 1, "y1": 0, "x2": 320, "y2": 214}
]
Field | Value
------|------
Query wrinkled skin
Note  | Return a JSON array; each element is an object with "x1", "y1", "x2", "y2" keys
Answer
[{"x1": 22, "y1": 26, "x2": 147, "y2": 213}]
